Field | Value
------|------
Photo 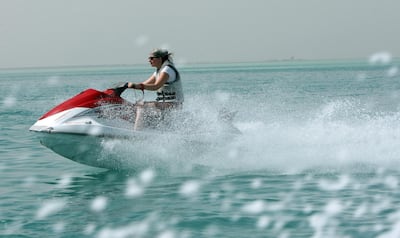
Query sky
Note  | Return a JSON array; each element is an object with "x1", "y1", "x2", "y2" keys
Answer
[{"x1": 1, "y1": 0, "x2": 399, "y2": 68}]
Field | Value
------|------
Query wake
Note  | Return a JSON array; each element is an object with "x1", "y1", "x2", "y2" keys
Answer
[{"x1": 99, "y1": 94, "x2": 400, "y2": 173}]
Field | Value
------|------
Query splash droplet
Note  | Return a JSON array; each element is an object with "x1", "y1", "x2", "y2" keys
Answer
[
  {"x1": 91, "y1": 196, "x2": 108, "y2": 212},
  {"x1": 179, "y1": 180, "x2": 201, "y2": 197},
  {"x1": 369, "y1": 51, "x2": 392, "y2": 65}
]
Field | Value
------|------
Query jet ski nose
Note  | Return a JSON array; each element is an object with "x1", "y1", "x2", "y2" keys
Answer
[{"x1": 29, "y1": 124, "x2": 54, "y2": 133}]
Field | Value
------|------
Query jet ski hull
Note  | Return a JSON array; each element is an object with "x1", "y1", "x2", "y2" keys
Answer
[{"x1": 37, "y1": 133, "x2": 121, "y2": 169}]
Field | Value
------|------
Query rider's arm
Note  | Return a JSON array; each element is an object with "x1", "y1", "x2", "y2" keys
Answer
[
  {"x1": 128, "y1": 72, "x2": 169, "y2": 91},
  {"x1": 141, "y1": 72, "x2": 169, "y2": 91},
  {"x1": 128, "y1": 74, "x2": 156, "y2": 89}
]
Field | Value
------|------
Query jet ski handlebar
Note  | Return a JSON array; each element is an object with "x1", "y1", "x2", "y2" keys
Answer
[{"x1": 111, "y1": 82, "x2": 129, "y2": 97}]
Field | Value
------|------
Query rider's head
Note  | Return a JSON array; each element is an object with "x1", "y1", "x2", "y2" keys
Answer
[{"x1": 149, "y1": 49, "x2": 172, "y2": 63}]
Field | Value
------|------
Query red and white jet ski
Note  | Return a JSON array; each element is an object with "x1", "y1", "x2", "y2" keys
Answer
[
  {"x1": 30, "y1": 85, "x2": 136, "y2": 138},
  {"x1": 30, "y1": 84, "x2": 240, "y2": 169},
  {"x1": 29, "y1": 84, "x2": 148, "y2": 168}
]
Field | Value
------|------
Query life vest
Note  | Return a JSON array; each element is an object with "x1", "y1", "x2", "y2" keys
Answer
[{"x1": 156, "y1": 64, "x2": 184, "y2": 103}]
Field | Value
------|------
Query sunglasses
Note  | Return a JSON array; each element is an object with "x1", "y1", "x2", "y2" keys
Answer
[{"x1": 148, "y1": 56, "x2": 160, "y2": 60}]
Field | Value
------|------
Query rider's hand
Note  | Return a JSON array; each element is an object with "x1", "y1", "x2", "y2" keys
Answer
[{"x1": 128, "y1": 82, "x2": 136, "y2": 89}]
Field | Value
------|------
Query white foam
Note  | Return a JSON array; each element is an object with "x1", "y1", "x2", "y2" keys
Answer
[
  {"x1": 139, "y1": 169, "x2": 156, "y2": 185},
  {"x1": 96, "y1": 91, "x2": 400, "y2": 174},
  {"x1": 369, "y1": 51, "x2": 392, "y2": 64},
  {"x1": 377, "y1": 221, "x2": 400, "y2": 238},
  {"x1": 387, "y1": 66, "x2": 399, "y2": 77},
  {"x1": 251, "y1": 178, "x2": 263, "y2": 189},
  {"x1": 35, "y1": 199, "x2": 66, "y2": 220},
  {"x1": 53, "y1": 222, "x2": 66, "y2": 233},
  {"x1": 256, "y1": 215, "x2": 270, "y2": 229},
  {"x1": 157, "y1": 230, "x2": 176, "y2": 238},
  {"x1": 57, "y1": 174, "x2": 73, "y2": 188},
  {"x1": 318, "y1": 175, "x2": 350, "y2": 191},
  {"x1": 84, "y1": 223, "x2": 97, "y2": 235},
  {"x1": 324, "y1": 199, "x2": 343, "y2": 216},
  {"x1": 91, "y1": 196, "x2": 108, "y2": 212},
  {"x1": 241, "y1": 200, "x2": 266, "y2": 214},
  {"x1": 125, "y1": 178, "x2": 144, "y2": 198},
  {"x1": 2, "y1": 96, "x2": 16, "y2": 108},
  {"x1": 179, "y1": 180, "x2": 202, "y2": 198}
]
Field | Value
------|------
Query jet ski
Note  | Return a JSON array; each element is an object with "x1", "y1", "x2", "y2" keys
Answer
[
  {"x1": 29, "y1": 83, "x2": 142, "y2": 168},
  {"x1": 30, "y1": 83, "x2": 240, "y2": 170},
  {"x1": 30, "y1": 84, "x2": 136, "y2": 138}
]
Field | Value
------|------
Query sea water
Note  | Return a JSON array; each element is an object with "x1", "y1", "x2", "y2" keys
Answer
[{"x1": 1, "y1": 58, "x2": 400, "y2": 237}]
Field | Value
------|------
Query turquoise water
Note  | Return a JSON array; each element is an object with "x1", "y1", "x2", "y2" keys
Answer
[{"x1": 2, "y1": 59, "x2": 400, "y2": 237}]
